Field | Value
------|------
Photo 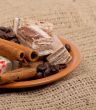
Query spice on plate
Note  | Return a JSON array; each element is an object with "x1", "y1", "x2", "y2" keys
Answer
[{"x1": 0, "y1": 38, "x2": 39, "y2": 62}]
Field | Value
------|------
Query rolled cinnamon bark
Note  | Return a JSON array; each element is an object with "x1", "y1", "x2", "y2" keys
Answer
[
  {"x1": 0, "y1": 67, "x2": 36, "y2": 85},
  {"x1": 0, "y1": 38, "x2": 39, "y2": 62},
  {"x1": 0, "y1": 61, "x2": 42, "y2": 85},
  {"x1": 0, "y1": 40, "x2": 24, "y2": 61}
]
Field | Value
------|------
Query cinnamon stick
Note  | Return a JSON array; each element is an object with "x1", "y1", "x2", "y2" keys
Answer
[
  {"x1": 0, "y1": 61, "x2": 42, "y2": 85},
  {"x1": 0, "y1": 67, "x2": 36, "y2": 85},
  {"x1": 0, "y1": 38, "x2": 39, "y2": 62},
  {"x1": 0, "y1": 40, "x2": 24, "y2": 61}
]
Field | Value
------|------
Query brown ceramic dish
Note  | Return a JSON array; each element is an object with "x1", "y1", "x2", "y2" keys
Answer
[{"x1": 0, "y1": 36, "x2": 80, "y2": 88}]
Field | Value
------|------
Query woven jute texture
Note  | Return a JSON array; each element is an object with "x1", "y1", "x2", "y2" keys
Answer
[{"x1": 0, "y1": 0, "x2": 96, "y2": 110}]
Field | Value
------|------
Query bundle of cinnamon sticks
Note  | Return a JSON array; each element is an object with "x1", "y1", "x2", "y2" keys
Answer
[{"x1": 0, "y1": 38, "x2": 39, "y2": 62}]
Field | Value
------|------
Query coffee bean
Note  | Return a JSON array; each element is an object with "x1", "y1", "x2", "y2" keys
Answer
[
  {"x1": 0, "y1": 27, "x2": 7, "y2": 32},
  {"x1": 36, "y1": 72, "x2": 43, "y2": 78},
  {"x1": 0, "y1": 27, "x2": 12, "y2": 33},
  {"x1": 43, "y1": 62, "x2": 51, "y2": 68},
  {"x1": 0, "y1": 36, "x2": 5, "y2": 39},
  {"x1": 44, "y1": 68, "x2": 51, "y2": 77},
  {"x1": 6, "y1": 32, "x2": 16, "y2": 40},
  {"x1": 59, "y1": 64, "x2": 67, "y2": 70},
  {"x1": 15, "y1": 39, "x2": 20, "y2": 44},
  {"x1": 65, "y1": 44, "x2": 71, "y2": 52},
  {"x1": 11, "y1": 38, "x2": 20, "y2": 43},
  {"x1": 51, "y1": 65, "x2": 59, "y2": 74},
  {"x1": 6, "y1": 28, "x2": 12, "y2": 33},
  {"x1": 36, "y1": 63, "x2": 67, "y2": 78},
  {"x1": 37, "y1": 63, "x2": 47, "y2": 73},
  {"x1": 54, "y1": 64, "x2": 60, "y2": 71},
  {"x1": 4, "y1": 35, "x2": 15, "y2": 40},
  {"x1": 36, "y1": 62, "x2": 52, "y2": 78},
  {"x1": 0, "y1": 30, "x2": 6, "y2": 39}
]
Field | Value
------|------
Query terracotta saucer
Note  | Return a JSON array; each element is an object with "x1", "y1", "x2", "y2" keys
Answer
[{"x1": 0, "y1": 36, "x2": 80, "y2": 88}]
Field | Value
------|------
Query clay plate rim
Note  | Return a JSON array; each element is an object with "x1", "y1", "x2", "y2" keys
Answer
[{"x1": 0, "y1": 36, "x2": 81, "y2": 88}]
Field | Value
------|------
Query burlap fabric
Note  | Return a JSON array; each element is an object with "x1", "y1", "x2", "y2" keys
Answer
[{"x1": 0, "y1": 0, "x2": 96, "y2": 110}]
